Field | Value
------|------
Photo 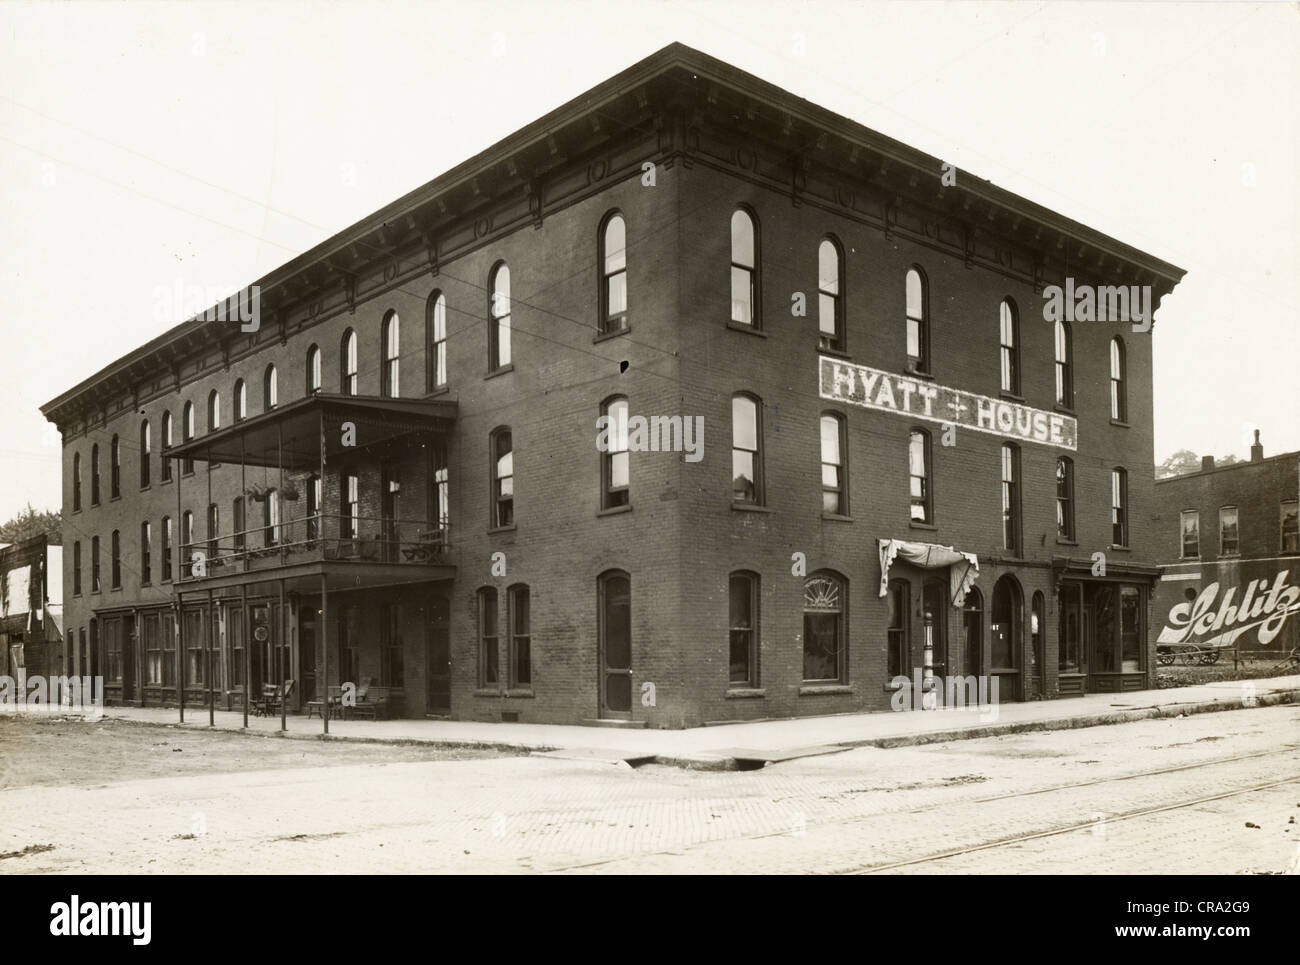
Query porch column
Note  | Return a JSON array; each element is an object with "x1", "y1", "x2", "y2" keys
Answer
[
  {"x1": 206, "y1": 588, "x2": 214, "y2": 726},
  {"x1": 320, "y1": 573, "x2": 328, "y2": 736},
  {"x1": 279, "y1": 577, "x2": 287, "y2": 732},
  {"x1": 241, "y1": 583, "x2": 250, "y2": 728}
]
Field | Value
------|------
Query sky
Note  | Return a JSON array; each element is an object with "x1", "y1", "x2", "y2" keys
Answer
[{"x1": 1, "y1": 0, "x2": 1296, "y2": 523}]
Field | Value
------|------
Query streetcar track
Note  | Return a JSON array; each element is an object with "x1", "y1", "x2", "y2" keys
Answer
[{"x1": 847, "y1": 775, "x2": 1300, "y2": 874}]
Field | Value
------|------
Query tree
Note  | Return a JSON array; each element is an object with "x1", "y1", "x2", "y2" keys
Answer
[
  {"x1": 1156, "y1": 449, "x2": 1200, "y2": 479},
  {"x1": 0, "y1": 504, "x2": 62, "y2": 545}
]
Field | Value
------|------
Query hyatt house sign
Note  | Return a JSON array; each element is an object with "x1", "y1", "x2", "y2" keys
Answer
[{"x1": 818, "y1": 357, "x2": 1078, "y2": 451}]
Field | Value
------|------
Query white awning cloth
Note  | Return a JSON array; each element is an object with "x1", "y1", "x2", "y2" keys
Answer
[{"x1": 877, "y1": 538, "x2": 980, "y2": 607}]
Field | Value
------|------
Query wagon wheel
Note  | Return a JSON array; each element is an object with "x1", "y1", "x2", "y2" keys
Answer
[
  {"x1": 1199, "y1": 648, "x2": 1222, "y2": 665},
  {"x1": 1157, "y1": 649, "x2": 1175, "y2": 666},
  {"x1": 1179, "y1": 646, "x2": 1200, "y2": 665}
]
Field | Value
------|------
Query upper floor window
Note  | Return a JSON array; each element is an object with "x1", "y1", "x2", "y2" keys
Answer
[
  {"x1": 1282, "y1": 500, "x2": 1299, "y2": 553},
  {"x1": 820, "y1": 412, "x2": 847, "y2": 515},
  {"x1": 1112, "y1": 468, "x2": 1129, "y2": 547},
  {"x1": 428, "y1": 292, "x2": 447, "y2": 391},
  {"x1": 110, "y1": 435, "x2": 121, "y2": 498},
  {"x1": 340, "y1": 329, "x2": 358, "y2": 395},
  {"x1": 731, "y1": 393, "x2": 763, "y2": 505},
  {"x1": 207, "y1": 502, "x2": 219, "y2": 558},
  {"x1": 489, "y1": 262, "x2": 512, "y2": 370},
  {"x1": 161, "y1": 516, "x2": 173, "y2": 582},
  {"x1": 600, "y1": 212, "x2": 628, "y2": 335},
  {"x1": 1056, "y1": 457, "x2": 1075, "y2": 541},
  {"x1": 729, "y1": 571, "x2": 759, "y2": 687},
  {"x1": 110, "y1": 530, "x2": 121, "y2": 588},
  {"x1": 306, "y1": 344, "x2": 322, "y2": 394},
  {"x1": 1110, "y1": 337, "x2": 1126, "y2": 422},
  {"x1": 1054, "y1": 321, "x2": 1073, "y2": 408},
  {"x1": 264, "y1": 364, "x2": 278, "y2": 410},
  {"x1": 999, "y1": 298, "x2": 1020, "y2": 395},
  {"x1": 1001, "y1": 443, "x2": 1021, "y2": 553},
  {"x1": 730, "y1": 207, "x2": 758, "y2": 327},
  {"x1": 342, "y1": 472, "x2": 359, "y2": 540},
  {"x1": 491, "y1": 428, "x2": 514, "y2": 528},
  {"x1": 91, "y1": 443, "x2": 101, "y2": 504},
  {"x1": 141, "y1": 521, "x2": 151, "y2": 584},
  {"x1": 182, "y1": 402, "x2": 195, "y2": 474},
  {"x1": 73, "y1": 451, "x2": 82, "y2": 511},
  {"x1": 234, "y1": 379, "x2": 247, "y2": 422},
  {"x1": 233, "y1": 497, "x2": 246, "y2": 553},
  {"x1": 207, "y1": 390, "x2": 221, "y2": 431},
  {"x1": 909, "y1": 428, "x2": 932, "y2": 523},
  {"x1": 139, "y1": 420, "x2": 151, "y2": 488},
  {"x1": 382, "y1": 311, "x2": 400, "y2": 397},
  {"x1": 1180, "y1": 509, "x2": 1200, "y2": 558},
  {"x1": 91, "y1": 535, "x2": 100, "y2": 592},
  {"x1": 601, "y1": 397, "x2": 629, "y2": 510},
  {"x1": 1219, "y1": 506, "x2": 1239, "y2": 556},
  {"x1": 264, "y1": 489, "x2": 280, "y2": 546},
  {"x1": 906, "y1": 267, "x2": 930, "y2": 374},
  {"x1": 160, "y1": 411, "x2": 173, "y2": 482},
  {"x1": 818, "y1": 237, "x2": 844, "y2": 352},
  {"x1": 73, "y1": 541, "x2": 82, "y2": 595}
]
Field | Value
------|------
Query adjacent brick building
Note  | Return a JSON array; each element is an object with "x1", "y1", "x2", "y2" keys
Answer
[
  {"x1": 40, "y1": 44, "x2": 1185, "y2": 727},
  {"x1": 1153, "y1": 437, "x2": 1300, "y2": 657},
  {"x1": 0, "y1": 535, "x2": 63, "y2": 682}
]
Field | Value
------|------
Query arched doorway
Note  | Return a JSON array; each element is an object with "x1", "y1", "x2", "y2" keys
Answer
[
  {"x1": 963, "y1": 588, "x2": 983, "y2": 678},
  {"x1": 991, "y1": 575, "x2": 1023, "y2": 702}
]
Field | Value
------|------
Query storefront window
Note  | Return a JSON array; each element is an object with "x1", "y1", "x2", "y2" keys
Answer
[{"x1": 1058, "y1": 583, "x2": 1081, "y2": 674}]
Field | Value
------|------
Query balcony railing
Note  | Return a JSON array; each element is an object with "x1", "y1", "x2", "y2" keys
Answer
[{"x1": 178, "y1": 513, "x2": 452, "y2": 581}]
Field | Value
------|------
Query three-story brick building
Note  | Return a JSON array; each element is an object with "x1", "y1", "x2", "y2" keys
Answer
[{"x1": 41, "y1": 44, "x2": 1185, "y2": 726}]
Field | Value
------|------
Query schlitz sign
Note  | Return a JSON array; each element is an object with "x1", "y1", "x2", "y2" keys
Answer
[
  {"x1": 1158, "y1": 571, "x2": 1300, "y2": 648},
  {"x1": 818, "y1": 357, "x2": 1078, "y2": 450}
]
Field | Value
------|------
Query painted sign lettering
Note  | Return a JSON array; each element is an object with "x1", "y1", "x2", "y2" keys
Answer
[
  {"x1": 818, "y1": 357, "x2": 1077, "y2": 450},
  {"x1": 1157, "y1": 570, "x2": 1300, "y2": 648}
]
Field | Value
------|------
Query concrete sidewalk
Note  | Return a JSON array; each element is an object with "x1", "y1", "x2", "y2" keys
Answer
[{"x1": 71, "y1": 674, "x2": 1300, "y2": 769}]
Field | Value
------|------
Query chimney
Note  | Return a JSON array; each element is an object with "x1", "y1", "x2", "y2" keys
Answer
[
  {"x1": 1201, "y1": 455, "x2": 1216, "y2": 471},
  {"x1": 1251, "y1": 429, "x2": 1264, "y2": 463}
]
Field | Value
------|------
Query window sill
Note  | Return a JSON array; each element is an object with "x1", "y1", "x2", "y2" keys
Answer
[
  {"x1": 597, "y1": 505, "x2": 633, "y2": 518},
  {"x1": 821, "y1": 513, "x2": 853, "y2": 523},
  {"x1": 1179, "y1": 556, "x2": 1200, "y2": 562},
  {"x1": 731, "y1": 502, "x2": 772, "y2": 513},
  {"x1": 726, "y1": 321, "x2": 766, "y2": 337},
  {"x1": 999, "y1": 391, "x2": 1025, "y2": 403},
  {"x1": 473, "y1": 688, "x2": 502, "y2": 698},
  {"x1": 485, "y1": 364, "x2": 515, "y2": 381},
  {"x1": 818, "y1": 344, "x2": 850, "y2": 360},
  {"x1": 726, "y1": 688, "x2": 766, "y2": 699},
  {"x1": 799, "y1": 684, "x2": 853, "y2": 696},
  {"x1": 488, "y1": 524, "x2": 517, "y2": 535},
  {"x1": 1109, "y1": 545, "x2": 1132, "y2": 552},
  {"x1": 426, "y1": 385, "x2": 451, "y2": 399},
  {"x1": 139, "y1": 486, "x2": 150, "y2": 494},
  {"x1": 1219, "y1": 552, "x2": 1240, "y2": 560},
  {"x1": 504, "y1": 689, "x2": 535, "y2": 699},
  {"x1": 1110, "y1": 419, "x2": 1130, "y2": 428},
  {"x1": 904, "y1": 366, "x2": 935, "y2": 381},
  {"x1": 1054, "y1": 403, "x2": 1076, "y2": 417},
  {"x1": 110, "y1": 495, "x2": 121, "y2": 503},
  {"x1": 909, "y1": 520, "x2": 937, "y2": 531},
  {"x1": 1056, "y1": 538, "x2": 1079, "y2": 547},
  {"x1": 594, "y1": 325, "x2": 631, "y2": 343}
]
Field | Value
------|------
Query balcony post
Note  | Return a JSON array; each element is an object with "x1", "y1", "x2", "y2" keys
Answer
[
  {"x1": 176, "y1": 588, "x2": 184, "y2": 724},
  {"x1": 279, "y1": 577, "x2": 287, "y2": 732},
  {"x1": 241, "y1": 582, "x2": 249, "y2": 728},
  {"x1": 278, "y1": 420, "x2": 285, "y2": 567},
  {"x1": 320, "y1": 407, "x2": 328, "y2": 736},
  {"x1": 240, "y1": 433, "x2": 246, "y2": 572},
  {"x1": 207, "y1": 587, "x2": 214, "y2": 726}
]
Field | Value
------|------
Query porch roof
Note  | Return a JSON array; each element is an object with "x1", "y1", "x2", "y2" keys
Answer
[{"x1": 162, "y1": 394, "x2": 457, "y2": 470}]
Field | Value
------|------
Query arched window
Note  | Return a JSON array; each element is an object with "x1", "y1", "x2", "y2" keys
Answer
[
  {"x1": 161, "y1": 516, "x2": 172, "y2": 582},
  {"x1": 427, "y1": 292, "x2": 447, "y2": 391},
  {"x1": 1056, "y1": 457, "x2": 1075, "y2": 540},
  {"x1": 90, "y1": 443, "x2": 101, "y2": 504},
  {"x1": 1054, "y1": 320, "x2": 1073, "y2": 407},
  {"x1": 1001, "y1": 443, "x2": 1021, "y2": 553},
  {"x1": 160, "y1": 411, "x2": 173, "y2": 482},
  {"x1": 340, "y1": 329, "x2": 358, "y2": 395},
  {"x1": 991, "y1": 575, "x2": 1022, "y2": 671},
  {"x1": 508, "y1": 583, "x2": 531, "y2": 688},
  {"x1": 382, "y1": 311, "x2": 400, "y2": 397},
  {"x1": 600, "y1": 212, "x2": 628, "y2": 335},
  {"x1": 110, "y1": 435, "x2": 120, "y2": 498},
  {"x1": 730, "y1": 207, "x2": 759, "y2": 328},
  {"x1": 110, "y1": 530, "x2": 121, "y2": 588},
  {"x1": 600, "y1": 396, "x2": 629, "y2": 510},
  {"x1": 1110, "y1": 337, "x2": 1126, "y2": 422},
  {"x1": 139, "y1": 420, "x2": 151, "y2": 489},
  {"x1": 731, "y1": 393, "x2": 764, "y2": 505},
  {"x1": 73, "y1": 451, "x2": 82, "y2": 511},
  {"x1": 182, "y1": 401, "x2": 195, "y2": 474},
  {"x1": 999, "y1": 298, "x2": 1019, "y2": 394},
  {"x1": 598, "y1": 570, "x2": 633, "y2": 716},
  {"x1": 909, "y1": 428, "x2": 932, "y2": 523},
  {"x1": 489, "y1": 262, "x2": 512, "y2": 370},
  {"x1": 491, "y1": 427, "x2": 514, "y2": 528},
  {"x1": 263, "y1": 364, "x2": 278, "y2": 410},
  {"x1": 729, "y1": 571, "x2": 760, "y2": 687},
  {"x1": 820, "y1": 411, "x2": 847, "y2": 515},
  {"x1": 1112, "y1": 467, "x2": 1128, "y2": 547},
  {"x1": 906, "y1": 266, "x2": 930, "y2": 373},
  {"x1": 886, "y1": 577, "x2": 910, "y2": 680},
  {"x1": 306, "y1": 344, "x2": 322, "y2": 394},
  {"x1": 963, "y1": 587, "x2": 984, "y2": 676},
  {"x1": 477, "y1": 587, "x2": 499, "y2": 688},
  {"x1": 803, "y1": 571, "x2": 846, "y2": 683},
  {"x1": 818, "y1": 236, "x2": 844, "y2": 351},
  {"x1": 234, "y1": 379, "x2": 246, "y2": 422},
  {"x1": 207, "y1": 390, "x2": 221, "y2": 431}
]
